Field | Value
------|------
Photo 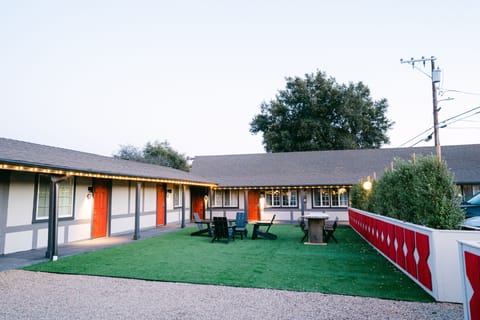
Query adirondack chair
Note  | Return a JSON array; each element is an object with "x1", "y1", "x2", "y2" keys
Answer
[
  {"x1": 211, "y1": 216, "x2": 234, "y2": 243},
  {"x1": 298, "y1": 216, "x2": 308, "y2": 243},
  {"x1": 252, "y1": 214, "x2": 277, "y2": 240},
  {"x1": 234, "y1": 212, "x2": 248, "y2": 239},
  {"x1": 191, "y1": 212, "x2": 212, "y2": 236},
  {"x1": 324, "y1": 217, "x2": 339, "y2": 243}
]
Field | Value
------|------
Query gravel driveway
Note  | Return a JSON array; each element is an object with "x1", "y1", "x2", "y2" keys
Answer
[{"x1": 0, "y1": 270, "x2": 462, "y2": 320}]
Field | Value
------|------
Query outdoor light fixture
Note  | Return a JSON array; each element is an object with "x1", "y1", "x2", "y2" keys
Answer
[
  {"x1": 87, "y1": 186, "x2": 95, "y2": 199},
  {"x1": 362, "y1": 176, "x2": 372, "y2": 191}
]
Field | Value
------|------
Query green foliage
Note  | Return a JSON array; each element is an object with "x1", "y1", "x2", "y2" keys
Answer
[
  {"x1": 354, "y1": 155, "x2": 464, "y2": 230},
  {"x1": 350, "y1": 182, "x2": 374, "y2": 212},
  {"x1": 114, "y1": 140, "x2": 190, "y2": 171},
  {"x1": 250, "y1": 70, "x2": 394, "y2": 152}
]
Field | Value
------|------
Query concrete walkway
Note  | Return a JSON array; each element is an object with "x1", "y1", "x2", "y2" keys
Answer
[{"x1": 0, "y1": 224, "x2": 183, "y2": 271}]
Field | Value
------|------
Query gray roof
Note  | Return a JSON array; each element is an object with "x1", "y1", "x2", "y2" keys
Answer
[
  {"x1": 0, "y1": 137, "x2": 213, "y2": 185},
  {"x1": 191, "y1": 144, "x2": 480, "y2": 188}
]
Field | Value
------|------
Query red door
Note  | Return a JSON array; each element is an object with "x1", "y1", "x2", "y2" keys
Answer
[
  {"x1": 248, "y1": 190, "x2": 260, "y2": 221},
  {"x1": 191, "y1": 190, "x2": 205, "y2": 219},
  {"x1": 92, "y1": 180, "x2": 109, "y2": 238},
  {"x1": 157, "y1": 184, "x2": 166, "y2": 226}
]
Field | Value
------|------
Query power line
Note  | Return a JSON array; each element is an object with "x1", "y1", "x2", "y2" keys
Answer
[
  {"x1": 399, "y1": 127, "x2": 433, "y2": 147},
  {"x1": 439, "y1": 106, "x2": 480, "y2": 126},
  {"x1": 440, "y1": 89, "x2": 480, "y2": 96},
  {"x1": 442, "y1": 111, "x2": 480, "y2": 127},
  {"x1": 400, "y1": 56, "x2": 441, "y2": 160},
  {"x1": 398, "y1": 105, "x2": 480, "y2": 148}
]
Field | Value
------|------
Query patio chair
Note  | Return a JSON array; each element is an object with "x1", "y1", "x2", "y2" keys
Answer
[
  {"x1": 191, "y1": 212, "x2": 212, "y2": 236},
  {"x1": 252, "y1": 214, "x2": 277, "y2": 240},
  {"x1": 298, "y1": 216, "x2": 308, "y2": 243},
  {"x1": 324, "y1": 217, "x2": 338, "y2": 243},
  {"x1": 211, "y1": 216, "x2": 234, "y2": 243},
  {"x1": 234, "y1": 212, "x2": 248, "y2": 239}
]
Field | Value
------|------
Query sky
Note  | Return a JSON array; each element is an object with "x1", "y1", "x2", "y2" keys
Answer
[{"x1": 1, "y1": 1, "x2": 480, "y2": 158}]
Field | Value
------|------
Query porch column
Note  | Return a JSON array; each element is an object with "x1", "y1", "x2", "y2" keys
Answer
[
  {"x1": 209, "y1": 187, "x2": 213, "y2": 221},
  {"x1": 181, "y1": 184, "x2": 186, "y2": 228},
  {"x1": 46, "y1": 175, "x2": 69, "y2": 261},
  {"x1": 244, "y1": 190, "x2": 248, "y2": 216},
  {"x1": 300, "y1": 188, "x2": 305, "y2": 216},
  {"x1": 133, "y1": 181, "x2": 142, "y2": 240}
]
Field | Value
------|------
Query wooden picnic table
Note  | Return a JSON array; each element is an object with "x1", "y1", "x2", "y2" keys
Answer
[
  {"x1": 191, "y1": 218, "x2": 236, "y2": 237},
  {"x1": 303, "y1": 213, "x2": 329, "y2": 245}
]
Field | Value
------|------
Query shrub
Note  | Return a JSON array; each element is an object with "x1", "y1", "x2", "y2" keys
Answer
[
  {"x1": 352, "y1": 155, "x2": 464, "y2": 229},
  {"x1": 350, "y1": 181, "x2": 374, "y2": 212}
]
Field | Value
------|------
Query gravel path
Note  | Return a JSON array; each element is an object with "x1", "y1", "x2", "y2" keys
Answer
[{"x1": 0, "y1": 270, "x2": 462, "y2": 320}]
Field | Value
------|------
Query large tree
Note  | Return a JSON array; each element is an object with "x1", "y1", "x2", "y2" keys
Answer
[
  {"x1": 114, "y1": 140, "x2": 190, "y2": 171},
  {"x1": 250, "y1": 71, "x2": 394, "y2": 152}
]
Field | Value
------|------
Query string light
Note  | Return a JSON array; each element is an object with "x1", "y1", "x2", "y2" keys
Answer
[{"x1": 0, "y1": 163, "x2": 216, "y2": 187}]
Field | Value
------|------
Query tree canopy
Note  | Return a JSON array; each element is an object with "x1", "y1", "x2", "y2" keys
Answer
[
  {"x1": 250, "y1": 71, "x2": 394, "y2": 152},
  {"x1": 114, "y1": 140, "x2": 190, "y2": 171}
]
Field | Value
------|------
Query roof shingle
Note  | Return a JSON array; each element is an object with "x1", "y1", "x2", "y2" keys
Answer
[
  {"x1": 191, "y1": 145, "x2": 480, "y2": 187},
  {"x1": 0, "y1": 137, "x2": 213, "y2": 185}
]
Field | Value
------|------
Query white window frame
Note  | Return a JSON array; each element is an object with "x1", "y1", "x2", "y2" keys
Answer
[
  {"x1": 281, "y1": 189, "x2": 297, "y2": 207},
  {"x1": 35, "y1": 175, "x2": 74, "y2": 221},
  {"x1": 173, "y1": 184, "x2": 182, "y2": 207},
  {"x1": 313, "y1": 188, "x2": 348, "y2": 208},
  {"x1": 313, "y1": 188, "x2": 330, "y2": 207},
  {"x1": 212, "y1": 190, "x2": 239, "y2": 208},
  {"x1": 265, "y1": 188, "x2": 297, "y2": 208},
  {"x1": 223, "y1": 189, "x2": 238, "y2": 208}
]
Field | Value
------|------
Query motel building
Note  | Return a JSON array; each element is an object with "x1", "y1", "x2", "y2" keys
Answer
[{"x1": 1, "y1": 137, "x2": 479, "y2": 256}]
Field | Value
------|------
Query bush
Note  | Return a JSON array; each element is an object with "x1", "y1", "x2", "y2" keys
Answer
[
  {"x1": 350, "y1": 182, "x2": 374, "y2": 212},
  {"x1": 352, "y1": 155, "x2": 464, "y2": 229}
]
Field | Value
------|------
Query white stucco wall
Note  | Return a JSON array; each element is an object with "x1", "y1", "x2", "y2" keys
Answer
[
  {"x1": 111, "y1": 180, "x2": 131, "y2": 216},
  {"x1": 143, "y1": 183, "x2": 157, "y2": 212},
  {"x1": 4, "y1": 230, "x2": 33, "y2": 254},
  {"x1": 166, "y1": 209, "x2": 182, "y2": 224},
  {"x1": 75, "y1": 178, "x2": 94, "y2": 220},
  {"x1": 6, "y1": 173, "x2": 35, "y2": 227},
  {"x1": 36, "y1": 228, "x2": 49, "y2": 249},
  {"x1": 140, "y1": 213, "x2": 156, "y2": 229},
  {"x1": 111, "y1": 216, "x2": 135, "y2": 234},
  {"x1": 68, "y1": 223, "x2": 91, "y2": 242}
]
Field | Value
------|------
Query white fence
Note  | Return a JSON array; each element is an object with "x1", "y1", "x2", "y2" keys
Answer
[
  {"x1": 458, "y1": 240, "x2": 480, "y2": 319},
  {"x1": 348, "y1": 207, "x2": 480, "y2": 303}
]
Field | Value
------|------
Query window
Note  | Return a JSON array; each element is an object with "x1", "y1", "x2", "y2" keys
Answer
[
  {"x1": 338, "y1": 188, "x2": 349, "y2": 207},
  {"x1": 313, "y1": 188, "x2": 348, "y2": 208},
  {"x1": 173, "y1": 184, "x2": 182, "y2": 207},
  {"x1": 461, "y1": 185, "x2": 480, "y2": 202},
  {"x1": 223, "y1": 189, "x2": 238, "y2": 207},
  {"x1": 265, "y1": 189, "x2": 297, "y2": 208},
  {"x1": 212, "y1": 190, "x2": 222, "y2": 207},
  {"x1": 313, "y1": 188, "x2": 330, "y2": 207},
  {"x1": 35, "y1": 175, "x2": 74, "y2": 221},
  {"x1": 212, "y1": 190, "x2": 239, "y2": 208}
]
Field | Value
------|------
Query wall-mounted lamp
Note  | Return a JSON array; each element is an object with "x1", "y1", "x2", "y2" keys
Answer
[
  {"x1": 87, "y1": 186, "x2": 95, "y2": 199},
  {"x1": 362, "y1": 176, "x2": 372, "y2": 191}
]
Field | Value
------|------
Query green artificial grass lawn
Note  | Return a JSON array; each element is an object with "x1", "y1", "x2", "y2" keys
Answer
[{"x1": 24, "y1": 225, "x2": 434, "y2": 302}]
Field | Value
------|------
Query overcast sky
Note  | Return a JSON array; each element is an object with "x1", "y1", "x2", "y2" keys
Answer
[{"x1": 2, "y1": 1, "x2": 479, "y2": 157}]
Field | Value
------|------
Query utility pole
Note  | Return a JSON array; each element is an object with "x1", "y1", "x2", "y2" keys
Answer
[{"x1": 400, "y1": 56, "x2": 442, "y2": 161}]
